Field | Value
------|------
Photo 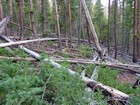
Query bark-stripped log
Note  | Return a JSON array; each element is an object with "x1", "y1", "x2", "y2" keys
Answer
[
  {"x1": 0, "y1": 36, "x2": 65, "y2": 48},
  {"x1": 0, "y1": 35, "x2": 130, "y2": 101},
  {"x1": 51, "y1": 58, "x2": 140, "y2": 74}
]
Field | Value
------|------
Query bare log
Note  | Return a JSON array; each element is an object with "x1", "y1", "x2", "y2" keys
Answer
[
  {"x1": 0, "y1": 36, "x2": 65, "y2": 48},
  {"x1": 52, "y1": 58, "x2": 140, "y2": 74},
  {"x1": 0, "y1": 35, "x2": 130, "y2": 101}
]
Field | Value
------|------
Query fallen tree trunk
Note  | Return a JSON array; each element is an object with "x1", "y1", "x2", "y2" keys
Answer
[
  {"x1": 0, "y1": 36, "x2": 66, "y2": 48},
  {"x1": 0, "y1": 35, "x2": 130, "y2": 101},
  {"x1": 52, "y1": 58, "x2": 140, "y2": 74}
]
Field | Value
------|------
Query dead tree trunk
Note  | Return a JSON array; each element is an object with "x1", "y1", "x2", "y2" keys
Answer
[
  {"x1": 114, "y1": 0, "x2": 118, "y2": 59},
  {"x1": 54, "y1": 0, "x2": 62, "y2": 52},
  {"x1": 68, "y1": 0, "x2": 72, "y2": 48},
  {"x1": 29, "y1": 0, "x2": 37, "y2": 37},
  {"x1": 81, "y1": 0, "x2": 103, "y2": 58},
  {"x1": 133, "y1": 0, "x2": 138, "y2": 62}
]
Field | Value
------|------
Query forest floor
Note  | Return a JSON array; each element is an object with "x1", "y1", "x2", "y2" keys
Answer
[{"x1": 1, "y1": 35, "x2": 140, "y2": 104}]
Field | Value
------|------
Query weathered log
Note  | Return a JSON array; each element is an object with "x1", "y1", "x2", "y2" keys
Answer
[
  {"x1": 52, "y1": 58, "x2": 140, "y2": 74},
  {"x1": 0, "y1": 35, "x2": 130, "y2": 101},
  {"x1": 0, "y1": 36, "x2": 66, "y2": 48}
]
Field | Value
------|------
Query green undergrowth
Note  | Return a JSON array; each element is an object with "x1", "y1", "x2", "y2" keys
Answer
[
  {"x1": 0, "y1": 48, "x2": 13, "y2": 56},
  {"x1": 0, "y1": 59, "x2": 106, "y2": 105},
  {"x1": 78, "y1": 45, "x2": 94, "y2": 58},
  {"x1": 0, "y1": 48, "x2": 29, "y2": 58},
  {"x1": 97, "y1": 67, "x2": 140, "y2": 104}
]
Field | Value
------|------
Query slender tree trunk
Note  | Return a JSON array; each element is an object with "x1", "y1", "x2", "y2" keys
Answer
[
  {"x1": 41, "y1": 0, "x2": 48, "y2": 33},
  {"x1": 29, "y1": 0, "x2": 37, "y2": 38},
  {"x1": 68, "y1": 0, "x2": 72, "y2": 48},
  {"x1": 64, "y1": 0, "x2": 68, "y2": 47},
  {"x1": 54, "y1": 0, "x2": 62, "y2": 52},
  {"x1": 114, "y1": 0, "x2": 118, "y2": 59},
  {"x1": 126, "y1": 28, "x2": 130, "y2": 54},
  {"x1": 9, "y1": 0, "x2": 13, "y2": 36},
  {"x1": 121, "y1": 0, "x2": 124, "y2": 52},
  {"x1": 137, "y1": 0, "x2": 140, "y2": 59},
  {"x1": 37, "y1": 0, "x2": 41, "y2": 13},
  {"x1": 133, "y1": 0, "x2": 138, "y2": 62},
  {"x1": 9, "y1": 0, "x2": 13, "y2": 16},
  {"x1": 17, "y1": 0, "x2": 24, "y2": 40},
  {"x1": 78, "y1": 0, "x2": 82, "y2": 46},
  {"x1": 0, "y1": 0, "x2": 3, "y2": 20},
  {"x1": 108, "y1": 0, "x2": 111, "y2": 53}
]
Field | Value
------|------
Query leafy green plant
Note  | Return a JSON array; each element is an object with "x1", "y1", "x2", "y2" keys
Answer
[{"x1": 79, "y1": 45, "x2": 94, "y2": 58}]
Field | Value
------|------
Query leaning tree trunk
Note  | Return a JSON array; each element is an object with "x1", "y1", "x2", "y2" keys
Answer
[
  {"x1": 54, "y1": 0, "x2": 62, "y2": 52},
  {"x1": 81, "y1": 0, "x2": 103, "y2": 58},
  {"x1": 114, "y1": 0, "x2": 118, "y2": 59},
  {"x1": 133, "y1": 0, "x2": 138, "y2": 62}
]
